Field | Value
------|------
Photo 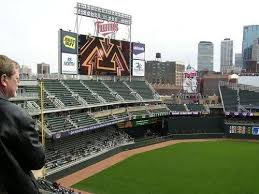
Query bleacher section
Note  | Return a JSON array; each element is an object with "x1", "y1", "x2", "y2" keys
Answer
[
  {"x1": 219, "y1": 86, "x2": 238, "y2": 112},
  {"x1": 40, "y1": 92, "x2": 56, "y2": 109},
  {"x1": 126, "y1": 81, "x2": 155, "y2": 100},
  {"x1": 15, "y1": 79, "x2": 160, "y2": 114},
  {"x1": 186, "y1": 104, "x2": 206, "y2": 112},
  {"x1": 70, "y1": 112, "x2": 97, "y2": 128},
  {"x1": 167, "y1": 104, "x2": 186, "y2": 112},
  {"x1": 45, "y1": 127, "x2": 133, "y2": 174},
  {"x1": 104, "y1": 80, "x2": 137, "y2": 101},
  {"x1": 63, "y1": 80, "x2": 101, "y2": 105},
  {"x1": 46, "y1": 115, "x2": 74, "y2": 133},
  {"x1": 43, "y1": 80, "x2": 81, "y2": 107},
  {"x1": 219, "y1": 81, "x2": 259, "y2": 113},
  {"x1": 37, "y1": 178, "x2": 78, "y2": 194},
  {"x1": 95, "y1": 115, "x2": 115, "y2": 123},
  {"x1": 239, "y1": 89, "x2": 259, "y2": 107},
  {"x1": 82, "y1": 80, "x2": 118, "y2": 103}
]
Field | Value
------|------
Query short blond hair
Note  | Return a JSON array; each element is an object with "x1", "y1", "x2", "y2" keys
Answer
[{"x1": 0, "y1": 55, "x2": 20, "y2": 77}]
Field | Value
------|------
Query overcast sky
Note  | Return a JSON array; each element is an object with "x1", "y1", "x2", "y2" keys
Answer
[{"x1": 1, "y1": 0, "x2": 259, "y2": 73}]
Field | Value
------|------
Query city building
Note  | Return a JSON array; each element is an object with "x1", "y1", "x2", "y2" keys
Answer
[
  {"x1": 242, "y1": 25, "x2": 259, "y2": 68},
  {"x1": 19, "y1": 65, "x2": 32, "y2": 79},
  {"x1": 200, "y1": 72, "x2": 229, "y2": 96},
  {"x1": 145, "y1": 60, "x2": 185, "y2": 86},
  {"x1": 197, "y1": 41, "x2": 214, "y2": 71},
  {"x1": 220, "y1": 38, "x2": 233, "y2": 73},
  {"x1": 37, "y1": 63, "x2": 50, "y2": 75},
  {"x1": 252, "y1": 38, "x2": 259, "y2": 62},
  {"x1": 235, "y1": 53, "x2": 242, "y2": 67}
]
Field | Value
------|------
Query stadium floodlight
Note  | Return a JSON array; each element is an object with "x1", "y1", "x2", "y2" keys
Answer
[{"x1": 76, "y1": 2, "x2": 132, "y2": 25}]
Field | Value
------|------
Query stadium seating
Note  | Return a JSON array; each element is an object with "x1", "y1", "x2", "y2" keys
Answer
[
  {"x1": 239, "y1": 89, "x2": 259, "y2": 107},
  {"x1": 70, "y1": 112, "x2": 98, "y2": 128},
  {"x1": 37, "y1": 178, "x2": 78, "y2": 194},
  {"x1": 167, "y1": 104, "x2": 187, "y2": 112},
  {"x1": 45, "y1": 115, "x2": 75, "y2": 132},
  {"x1": 125, "y1": 80, "x2": 155, "y2": 100},
  {"x1": 45, "y1": 127, "x2": 133, "y2": 174},
  {"x1": 219, "y1": 86, "x2": 238, "y2": 111},
  {"x1": 43, "y1": 80, "x2": 81, "y2": 107},
  {"x1": 104, "y1": 80, "x2": 137, "y2": 101},
  {"x1": 82, "y1": 80, "x2": 118, "y2": 103},
  {"x1": 62, "y1": 80, "x2": 101, "y2": 105},
  {"x1": 186, "y1": 104, "x2": 206, "y2": 112}
]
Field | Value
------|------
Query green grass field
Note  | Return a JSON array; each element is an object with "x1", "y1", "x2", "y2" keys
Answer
[{"x1": 73, "y1": 140, "x2": 259, "y2": 194}]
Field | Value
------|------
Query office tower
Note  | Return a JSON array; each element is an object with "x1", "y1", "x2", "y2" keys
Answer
[
  {"x1": 242, "y1": 25, "x2": 259, "y2": 68},
  {"x1": 197, "y1": 41, "x2": 214, "y2": 71},
  {"x1": 220, "y1": 38, "x2": 233, "y2": 73},
  {"x1": 252, "y1": 38, "x2": 259, "y2": 62},
  {"x1": 234, "y1": 53, "x2": 242, "y2": 67}
]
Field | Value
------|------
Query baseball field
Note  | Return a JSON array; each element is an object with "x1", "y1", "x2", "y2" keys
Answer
[{"x1": 73, "y1": 140, "x2": 259, "y2": 194}]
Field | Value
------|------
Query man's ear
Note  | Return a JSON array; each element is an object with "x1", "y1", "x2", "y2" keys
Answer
[{"x1": 0, "y1": 74, "x2": 7, "y2": 87}]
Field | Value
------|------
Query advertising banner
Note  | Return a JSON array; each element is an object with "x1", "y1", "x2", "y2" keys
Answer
[
  {"x1": 252, "y1": 127, "x2": 259, "y2": 135},
  {"x1": 132, "y1": 60, "x2": 145, "y2": 77},
  {"x1": 132, "y1": 42, "x2": 145, "y2": 60},
  {"x1": 61, "y1": 53, "x2": 78, "y2": 74},
  {"x1": 61, "y1": 30, "x2": 77, "y2": 54},
  {"x1": 59, "y1": 29, "x2": 78, "y2": 74}
]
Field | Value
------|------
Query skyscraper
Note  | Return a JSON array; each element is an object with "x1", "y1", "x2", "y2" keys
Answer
[
  {"x1": 220, "y1": 38, "x2": 233, "y2": 73},
  {"x1": 234, "y1": 53, "x2": 242, "y2": 67},
  {"x1": 252, "y1": 38, "x2": 259, "y2": 62},
  {"x1": 242, "y1": 25, "x2": 259, "y2": 68},
  {"x1": 197, "y1": 41, "x2": 214, "y2": 71}
]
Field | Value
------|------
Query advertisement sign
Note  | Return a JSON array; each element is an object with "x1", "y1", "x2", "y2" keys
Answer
[
  {"x1": 61, "y1": 30, "x2": 77, "y2": 54},
  {"x1": 132, "y1": 42, "x2": 145, "y2": 60},
  {"x1": 229, "y1": 125, "x2": 253, "y2": 135},
  {"x1": 132, "y1": 60, "x2": 145, "y2": 77},
  {"x1": 62, "y1": 53, "x2": 78, "y2": 74},
  {"x1": 183, "y1": 64, "x2": 198, "y2": 93},
  {"x1": 252, "y1": 127, "x2": 259, "y2": 135},
  {"x1": 59, "y1": 29, "x2": 78, "y2": 75}
]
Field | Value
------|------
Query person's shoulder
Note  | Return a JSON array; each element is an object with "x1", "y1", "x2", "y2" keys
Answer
[{"x1": 4, "y1": 101, "x2": 29, "y2": 118}]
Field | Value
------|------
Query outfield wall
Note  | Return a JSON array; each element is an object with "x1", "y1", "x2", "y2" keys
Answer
[{"x1": 167, "y1": 116, "x2": 225, "y2": 134}]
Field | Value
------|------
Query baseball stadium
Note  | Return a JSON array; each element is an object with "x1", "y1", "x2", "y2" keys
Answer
[{"x1": 10, "y1": 3, "x2": 259, "y2": 194}]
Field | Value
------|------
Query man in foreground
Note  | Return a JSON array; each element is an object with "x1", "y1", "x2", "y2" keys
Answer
[{"x1": 0, "y1": 55, "x2": 45, "y2": 194}]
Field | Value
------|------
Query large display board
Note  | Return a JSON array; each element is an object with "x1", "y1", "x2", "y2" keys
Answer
[{"x1": 79, "y1": 35, "x2": 130, "y2": 76}]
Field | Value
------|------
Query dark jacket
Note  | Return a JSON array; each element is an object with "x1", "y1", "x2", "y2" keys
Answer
[{"x1": 0, "y1": 93, "x2": 45, "y2": 194}]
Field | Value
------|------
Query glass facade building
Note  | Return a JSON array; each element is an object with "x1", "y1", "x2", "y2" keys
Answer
[
  {"x1": 197, "y1": 41, "x2": 214, "y2": 71},
  {"x1": 242, "y1": 25, "x2": 259, "y2": 68},
  {"x1": 220, "y1": 38, "x2": 233, "y2": 73}
]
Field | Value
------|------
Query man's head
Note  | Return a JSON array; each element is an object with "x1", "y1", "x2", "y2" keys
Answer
[{"x1": 0, "y1": 55, "x2": 20, "y2": 98}]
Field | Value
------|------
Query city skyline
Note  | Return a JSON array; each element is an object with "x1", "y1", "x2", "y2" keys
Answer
[{"x1": 1, "y1": 0, "x2": 259, "y2": 73}]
